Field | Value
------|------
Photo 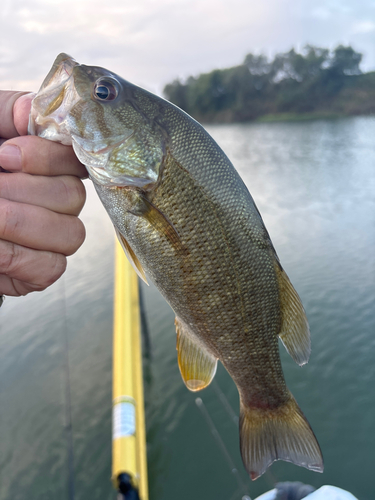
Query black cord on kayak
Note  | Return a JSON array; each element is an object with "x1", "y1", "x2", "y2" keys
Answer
[
  {"x1": 117, "y1": 473, "x2": 141, "y2": 500},
  {"x1": 0, "y1": 295, "x2": 4, "y2": 308},
  {"x1": 138, "y1": 280, "x2": 152, "y2": 359}
]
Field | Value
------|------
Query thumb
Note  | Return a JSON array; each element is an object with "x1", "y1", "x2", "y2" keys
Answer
[
  {"x1": 0, "y1": 91, "x2": 34, "y2": 139},
  {"x1": 14, "y1": 93, "x2": 35, "y2": 136}
]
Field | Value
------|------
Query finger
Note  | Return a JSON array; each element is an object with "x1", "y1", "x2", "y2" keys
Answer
[
  {"x1": 0, "y1": 199, "x2": 86, "y2": 256},
  {"x1": 0, "y1": 239, "x2": 67, "y2": 296},
  {"x1": 0, "y1": 135, "x2": 88, "y2": 178},
  {"x1": 0, "y1": 172, "x2": 86, "y2": 216},
  {"x1": 13, "y1": 93, "x2": 35, "y2": 136},
  {"x1": 0, "y1": 91, "x2": 32, "y2": 139}
]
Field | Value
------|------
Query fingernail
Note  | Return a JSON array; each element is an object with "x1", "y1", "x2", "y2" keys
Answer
[{"x1": 0, "y1": 145, "x2": 22, "y2": 171}]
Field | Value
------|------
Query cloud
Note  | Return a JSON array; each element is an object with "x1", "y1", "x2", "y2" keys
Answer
[
  {"x1": 351, "y1": 20, "x2": 375, "y2": 34},
  {"x1": 0, "y1": 0, "x2": 289, "y2": 93},
  {"x1": 0, "y1": 0, "x2": 374, "y2": 95},
  {"x1": 310, "y1": 7, "x2": 332, "y2": 20}
]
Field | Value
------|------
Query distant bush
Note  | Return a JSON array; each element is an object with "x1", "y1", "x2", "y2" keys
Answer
[{"x1": 164, "y1": 45, "x2": 375, "y2": 122}]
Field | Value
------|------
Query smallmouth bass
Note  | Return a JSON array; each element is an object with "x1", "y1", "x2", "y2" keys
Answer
[{"x1": 29, "y1": 54, "x2": 323, "y2": 480}]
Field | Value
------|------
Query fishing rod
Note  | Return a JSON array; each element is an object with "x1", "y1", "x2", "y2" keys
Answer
[{"x1": 195, "y1": 397, "x2": 251, "y2": 500}]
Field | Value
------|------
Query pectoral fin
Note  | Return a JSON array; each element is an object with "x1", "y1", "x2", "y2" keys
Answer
[
  {"x1": 139, "y1": 195, "x2": 188, "y2": 256},
  {"x1": 115, "y1": 228, "x2": 148, "y2": 285},
  {"x1": 175, "y1": 317, "x2": 218, "y2": 391},
  {"x1": 275, "y1": 262, "x2": 310, "y2": 366}
]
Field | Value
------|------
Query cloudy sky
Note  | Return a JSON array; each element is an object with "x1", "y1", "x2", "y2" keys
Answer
[{"x1": 1, "y1": 0, "x2": 375, "y2": 96}]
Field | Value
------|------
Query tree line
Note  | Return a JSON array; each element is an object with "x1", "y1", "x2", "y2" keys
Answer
[{"x1": 164, "y1": 45, "x2": 375, "y2": 122}]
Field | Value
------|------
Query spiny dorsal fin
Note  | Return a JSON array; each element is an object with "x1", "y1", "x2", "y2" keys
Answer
[
  {"x1": 115, "y1": 228, "x2": 149, "y2": 285},
  {"x1": 175, "y1": 317, "x2": 218, "y2": 391},
  {"x1": 275, "y1": 263, "x2": 310, "y2": 366}
]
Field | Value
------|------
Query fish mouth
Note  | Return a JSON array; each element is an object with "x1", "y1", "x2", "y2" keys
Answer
[{"x1": 28, "y1": 53, "x2": 81, "y2": 145}]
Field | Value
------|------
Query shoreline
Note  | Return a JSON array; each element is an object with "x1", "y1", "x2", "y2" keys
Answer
[{"x1": 198, "y1": 111, "x2": 375, "y2": 125}]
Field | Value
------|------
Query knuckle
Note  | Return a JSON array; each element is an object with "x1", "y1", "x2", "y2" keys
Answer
[
  {"x1": 0, "y1": 199, "x2": 22, "y2": 240},
  {"x1": 0, "y1": 241, "x2": 19, "y2": 274},
  {"x1": 19, "y1": 141, "x2": 34, "y2": 174},
  {"x1": 19, "y1": 136, "x2": 54, "y2": 174},
  {"x1": 46, "y1": 141, "x2": 59, "y2": 175},
  {"x1": 0, "y1": 173, "x2": 11, "y2": 199}
]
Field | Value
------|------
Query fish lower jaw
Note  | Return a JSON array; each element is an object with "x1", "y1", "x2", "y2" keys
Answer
[
  {"x1": 37, "y1": 123, "x2": 72, "y2": 146},
  {"x1": 29, "y1": 115, "x2": 73, "y2": 146}
]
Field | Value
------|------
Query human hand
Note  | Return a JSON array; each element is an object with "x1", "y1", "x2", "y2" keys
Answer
[{"x1": 0, "y1": 90, "x2": 87, "y2": 297}]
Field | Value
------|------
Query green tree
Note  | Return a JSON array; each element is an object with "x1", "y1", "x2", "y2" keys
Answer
[
  {"x1": 267, "y1": 46, "x2": 329, "y2": 83},
  {"x1": 244, "y1": 53, "x2": 271, "y2": 75},
  {"x1": 329, "y1": 45, "x2": 362, "y2": 75},
  {"x1": 164, "y1": 44, "x2": 370, "y2": 123},
  {"x1": 163, "y1": 79, "x2": 188, "y2": 111}
]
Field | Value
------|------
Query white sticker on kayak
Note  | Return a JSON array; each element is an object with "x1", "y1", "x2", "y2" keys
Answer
[{"x1": 112, "y1": 398, "x2": 136, "y2": 439}]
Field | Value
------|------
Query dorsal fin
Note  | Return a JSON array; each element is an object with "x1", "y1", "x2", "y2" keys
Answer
[
  {"x1": 275, "y1": 263, "x2": 311, "y2": 366},
  {"x1": 115, "y1": 228, "x2": 148, "y2": 285},
  {"x1": 175, "y1": 317, "x2": 218, "y2": 391}
]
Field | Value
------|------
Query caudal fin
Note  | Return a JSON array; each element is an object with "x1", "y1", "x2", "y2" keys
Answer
[{"x1": 239, "y1": 394, "x2": 323, "y2": 480}]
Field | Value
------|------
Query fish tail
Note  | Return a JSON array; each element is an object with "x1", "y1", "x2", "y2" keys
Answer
[{"x1": 239, "y1": 393, "x2": 323, "y2": 480}]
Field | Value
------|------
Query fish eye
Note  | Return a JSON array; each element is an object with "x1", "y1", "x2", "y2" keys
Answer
[{"x1": 93, "y1": 79, "x2": 119, "y2": 101}]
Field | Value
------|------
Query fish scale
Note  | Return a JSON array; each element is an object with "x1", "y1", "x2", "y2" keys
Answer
[{"x1": 28, "y1": 53, "x2": 323, "y2": 480}]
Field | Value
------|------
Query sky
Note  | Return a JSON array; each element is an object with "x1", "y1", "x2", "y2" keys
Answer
[{"x1": 0, "y1": 0, "x2": 375, "y2": 96}]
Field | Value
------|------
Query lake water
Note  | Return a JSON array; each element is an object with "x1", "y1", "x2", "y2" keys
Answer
[{"x1": 0, "y1": 116, "x2": 374, "y2": 500}]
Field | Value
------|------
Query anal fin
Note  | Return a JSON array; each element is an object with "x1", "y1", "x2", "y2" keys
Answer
[
  {"x1": 175, "y1": 317, "x2": 217, "y2": 391},
  {"x1": 115, "y1": 228, "x2": 148, "y2": 285},
  {"x1": 275, "y1": 263, "x2": 311, "y2": 366}
]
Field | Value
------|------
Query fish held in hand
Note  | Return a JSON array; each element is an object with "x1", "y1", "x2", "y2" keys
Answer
[{"x1": 29, "y1": 53, "x2": 324, "y2": 480}]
